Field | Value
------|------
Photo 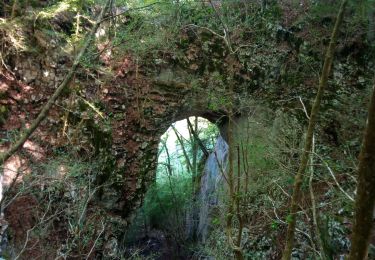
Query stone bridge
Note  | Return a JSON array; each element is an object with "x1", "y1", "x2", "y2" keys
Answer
[
  {"x1": 0, "y1": 14, "x2": 372, "y2": 223},
  {"x1": 98, "y1": 46, "x2": 243, "y2": 219}
]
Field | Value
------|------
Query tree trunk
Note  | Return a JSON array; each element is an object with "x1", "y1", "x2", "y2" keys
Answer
[
  {"x1": 172, "y1": 125, "x2": 193, "y2": 174},
  {"x1": 348, "y1": 82, "x2": 375, "y2": 259},
  {"x1": 10, "y1": 0, "x2": 18, "y2": 19},
  {"x1": 282, "y1": 1, "x2": 347, "y2": 259},
  {"x1": 367, "y1": 3, "x2": 375, "y2": 44}
]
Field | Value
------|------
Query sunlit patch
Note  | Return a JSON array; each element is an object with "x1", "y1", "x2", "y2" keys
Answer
[
  {"x1": 0, "y1": 82, "x2": 8, "y2": 92},
  {"x1": 157, "y1": 116, "x2": 218, "y2": 181},
  {"x1": 98, "y1": 42, "x2": 112, "y2": 64},
  {"x1": 57, "y1": 164, "x2": 68, "y2": 178},
  {"x1": 37, "y1": 1, "x2": 70, "y2": 19},
  {"x1": 2, "y1": 155, "x2": 29, "y2": 186},
  {"x1": 161, "y1": 117, "x2": 212, "y2": 155},
  {"x1": 22, "y1": 85, "x2": 33, "y2": 92},
  {"x1": 23, "y1": 140, "x2": 45, "y2": 161},
  {"x1": 95, "y1": 28, "x2": 106, "y2": 38}
]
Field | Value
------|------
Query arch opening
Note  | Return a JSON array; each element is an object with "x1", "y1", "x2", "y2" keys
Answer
[{"x1": 123, "y1": 116, "x2": 221, "y2": 258}]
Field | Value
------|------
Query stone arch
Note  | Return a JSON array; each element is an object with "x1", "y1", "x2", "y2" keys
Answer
[{"x1": 99, "y1": 74, "x2": 229, "y2": 220}]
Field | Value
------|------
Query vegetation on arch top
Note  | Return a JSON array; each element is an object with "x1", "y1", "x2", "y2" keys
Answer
[{"x1": 1, "y1": 0, "x2": 374, "y2": 102}]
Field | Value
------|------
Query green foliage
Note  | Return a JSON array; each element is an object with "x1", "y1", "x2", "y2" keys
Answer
[
  {"x1": 145, "y1": 173, "x2": 191, "y2": 227},
  {"x1": 286, "y1": 214, "x2": 293, "y2": 224},
  {"x1": 271, "y1": 220, "x2": 279, "y2": 230},
  {"x1": 310, "y1": 0, "x2": 372, "y2": 32},
  {"x1": 112, "y1": 1, "x2": 180, "y2": 58},
  {"x1": 113, "y1": 0, "x2": 280, "y2": 62}
]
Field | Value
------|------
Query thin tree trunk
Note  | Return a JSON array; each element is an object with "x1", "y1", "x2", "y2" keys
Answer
[
  {"x1": 225, "y1": 56, "x2": 243, "y2": 259},
  {"x1": 235, "y1": 145, "x2": 244, "y2": 259},
  {"x1": 10, "y1": 0, "x2": 18, "y2": 19},
  {"x1": 187, "y1": 118, "x2": 209, "y2": 157},
  {"x1": 308, "y1": 134, "x2": 326, "y2": 259},
  {"x1": 225, "y1": 111, "x2": 237, "y2": 257},
  {"x1": 186, "y1": 118, "x2": 198, "y2": 189},
  {"x1": 366, "y1": 2, "x2": 375, "y2": 44},
  {"x1": 171, "y1": 125, "x2": 193, "y2": 174},
  {"x1": 282, "y1": 1, "x2": 347, "y2": 259},
  {"x1": 348, "y1": 82, "x2": 375, "y2": 260},
  {"x1": 76, "y1": 12, "x2": 81, "y2": 36},
  {"x1": 0, "y1": 1, "x2": 110, "y2": 165}
]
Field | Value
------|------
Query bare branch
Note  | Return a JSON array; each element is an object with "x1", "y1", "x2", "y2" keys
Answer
[{"x1": 85, "y1": 220, "x2": 105, "y2": 260}]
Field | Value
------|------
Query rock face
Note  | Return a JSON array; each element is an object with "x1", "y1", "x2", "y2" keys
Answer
[
  {"x1": 1, "y1": 2, "x2": 374, "y2": 226},
  {"x1": 0, "y1": 49, "x2": 231, "y2": 222},
  {"x1": 198, "y1": 136, "x2": 228, "y2": 242}
]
